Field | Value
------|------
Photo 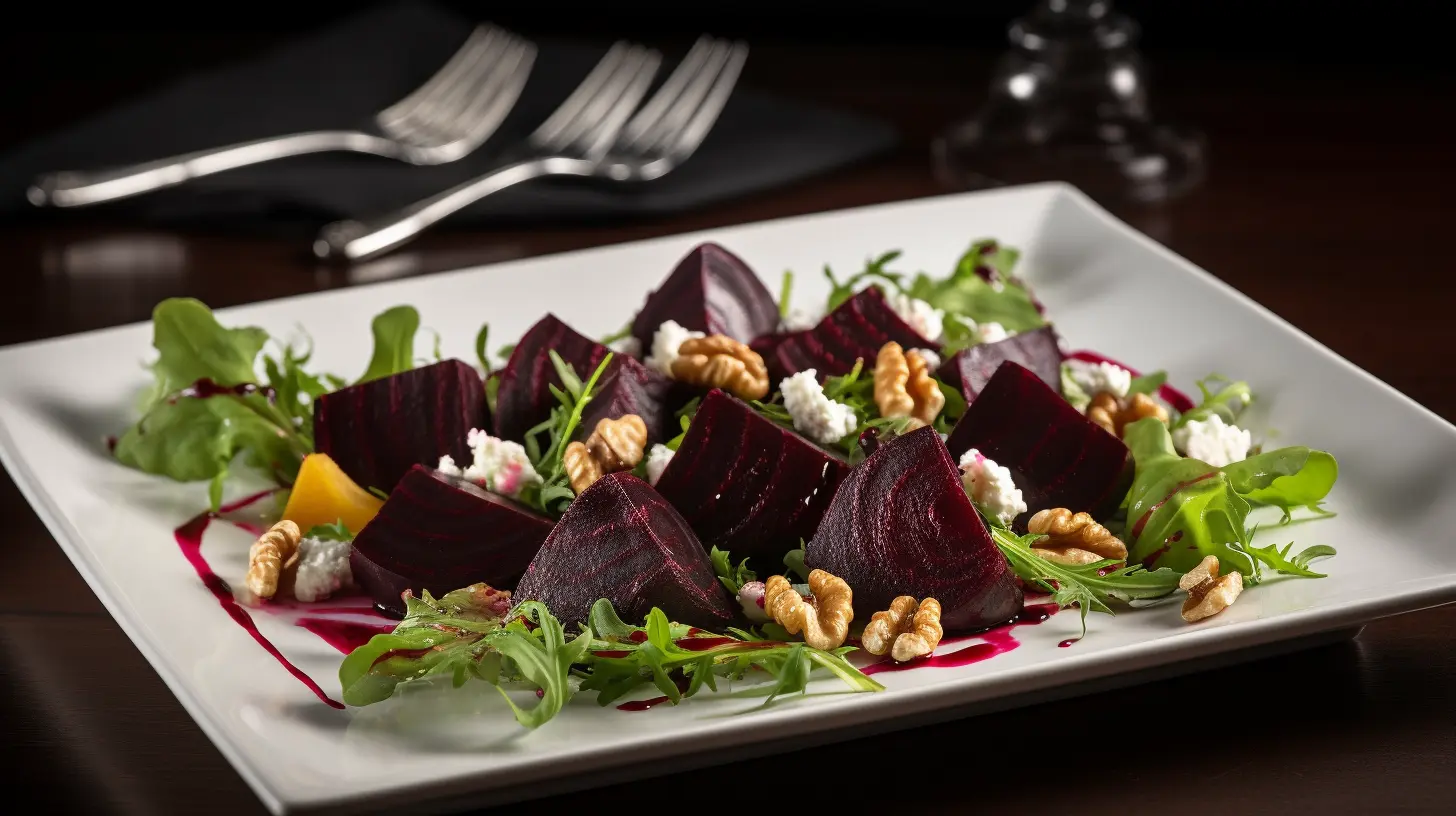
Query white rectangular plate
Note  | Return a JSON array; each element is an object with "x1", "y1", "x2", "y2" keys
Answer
[{"x1": 4, "y1": 183, "x2": 1456, "y2": 816}]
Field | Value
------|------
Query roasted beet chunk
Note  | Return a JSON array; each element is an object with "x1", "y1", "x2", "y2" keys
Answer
[
  {"x1": 652, "y1": 388, "x2": 850, "y2": 569},
  {"x1": 350, "y1": 465, "x2": 554, "y2": 616},
  {"x1": 313, "y1": 359, "x2": 487, "y2": 493},
  {"x1": 944, "y1": 361, "x2": 1132, "y2": 527},
  {"x1": 938, "y1": 326, "x2": 1063, "y2": 405},
  {"x1": 806, "y1": 426, "x2": 1023, "y2": 633},
  {"x1": 514, "y1": 472, "x2": 736, "y2": 631},
  {"x1": 630, "y1": 242, "x2": 781, "y2": 351},
  {"x1": 757, "y1": 287, "x2": 937, "y2": 382},
  {"x1": 494, "y1": 314, "x2": 669, "y2": 445}
]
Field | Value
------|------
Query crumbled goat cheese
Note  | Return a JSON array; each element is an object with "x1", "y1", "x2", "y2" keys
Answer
[
  {"x1": 959, "y1": 448, "x2": 1027, "y2": 526},
  {"x1": 644, "y1": 320, "x2": 704, "y2": 376},
  {"x1": 780, "y1": 369, "x2": 859, "y2": 445},
  {"x1": 780, "y1": 307, "x2": 821, "y2": 332},
  {"x1": 974, "y1": 321, "x2": 1012, "y2": 344},
  {"x1": 610, "y1": 335, "x2": 642, "y2": 357},
  {"x1": 909, "y1": 348, "x2": 942, "y2": 371},
  {"x1": 438, "y1": 429, "x2": 541, "y2": 499},
  {"x1": 888, "y1": 292, "x2": 945, "y2": 344},
  {"x1": 1172, "y1": 415, "x2": 1253, "y2": 467},
  {"x1": 736, "y1": 581, "x2": 769, "y2": 623},
  {"x1": 1064, "y1": 359, "x2": 1132, "y2": 399},
  {"x1": 644, "y1": 444, "x2": 675, "y2": 486},
  {"x1": 293, "y1": 536, "x2": 353, "y2": 603}
]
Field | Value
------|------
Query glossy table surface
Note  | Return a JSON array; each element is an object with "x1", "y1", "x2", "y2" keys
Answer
[{"x1": 2, "y1": 38, "x2": 1454, "y2": 815}]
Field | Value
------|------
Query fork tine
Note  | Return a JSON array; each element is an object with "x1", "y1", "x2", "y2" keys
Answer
[
  {"x1": 576, "y1": 51, "x2": 663, "y2": 158},
  {"x1": 616, "y1": 37, "x2": 717, "y2": 153},
  {"x1": 541, "y1": 46, "x2": 659, "y2": 153},
  {"x1": 377, "y1": 26, "x2": 500, "y2": 128},
  {"x1": 653, "y1": 41, "x2": 747, "y2": 161},
  {"x1": 445, "y1": 40, "x2": 538, "y2": 143},
  {"x1": 389, "y1": 32, "x2": 517, "y2": 145},
  {"x1": 411, "y1": 35, "x2": 533, "y2": 144},
  {"x1": 531, "y1": 43, "x2": 632, "y2": 147}
]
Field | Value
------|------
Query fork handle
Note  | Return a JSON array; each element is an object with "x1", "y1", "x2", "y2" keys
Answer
[
  {"x1": 313, "y1": 156, "x2": 595, "y2": 262},
  {"x1": 27, "y1": 131, "x2": 401, "y2": 208}
]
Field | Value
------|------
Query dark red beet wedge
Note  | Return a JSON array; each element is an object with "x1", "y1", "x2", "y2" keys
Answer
[
  {"x1": 313, "y1": 359, "x2": 488, "y2": 493},
  {"x1": 756, "y1": 287, "x2": 937, "y2": 382},
  {"x1": 938, "y1": 326, "x2": 1063, "y2": 405},
  {"x1": 494, "y1": 314, "x2": 669, "y2": 445},
  {"x1": 629, "y1": 242, "x2": 780, "y2": 351},
  {"x1": 350, "y1": 465, "x2": 554, "y2": 616},
  {"x1": 652, "y1": 388, "x2": 850, "y2": 569},
  {"x1": 806, "y1": 426, "x2": 1023, "y2": 633},
  {"x1": 514, "y1": 472, "x2": 736, "y2": 631},
  {"x1": 944, "y1": 361, "x2": 1132, "y2": 527}
]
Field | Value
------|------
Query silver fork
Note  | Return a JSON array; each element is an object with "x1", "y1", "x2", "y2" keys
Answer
[
  {"x1": 314, "y1": 36, "x2": 747, "y2": 262},
  {"x1": 27, "y1": 25, "x2": 536, "y2": 208}
]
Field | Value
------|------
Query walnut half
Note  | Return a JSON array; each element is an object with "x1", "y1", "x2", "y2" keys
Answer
[
  {"x1": 1026, "y1": 507, "x2": 1128, "y2": 564},
  {"x1": 873, "y1": 342, "x2": 944, "y2": 427},
  {"x1": 1088, "y1": 391, "x2": 1169, "y2": 438},
  {"x1": 564, "y1": 414, "x2": 648, "y2": 495},
  {"x1": 670, "y1": 335, "x2": 770, "y2": 400},
  {"x1": 246, "y1": 520, "x2": 301, "y2": 599},
  {"x1": 862, "y1": 595, "x2": 944, "y2": 662},
  {"x1": 765, "y1": 570, "x2": 853, "y2": 651},
  {"x1": 1179, "y1": 555, "x2": 1244, "y2": 622}
]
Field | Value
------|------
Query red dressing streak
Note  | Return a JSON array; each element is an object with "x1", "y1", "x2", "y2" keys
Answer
[
  {"x1": 862, "y1": 603, "x2": 1060, "y2": 676},
  {"x1": 1064, "y1": 350, "x2": 1195, "y2": 413},
  {"x1": 174, "y1": 490, "x2": 347, "y2": 709},
  {"x1": 297, "y1": 617, "x2": 395, "y2": 654}
]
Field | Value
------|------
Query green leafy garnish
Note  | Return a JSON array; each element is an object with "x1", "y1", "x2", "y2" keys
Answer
[
  {"x1": 901, "y1": 239, "x2": 1045, "y2": 338},
  {"x1": 518, "y1": 352, "x2": 614, "y2": 515},
  {"x1": 989, "y1": 522, "x2": 1182, "y2": 635},
  {"x1": 1127, "y1": 370, "x2": 1167, "y2": 397},
  {"x1": 474, "y1": 323, "x2": 491, "y2": 372},
  {"x1": 1060, "y1": 363, "x2": 1092, "y2": 411},
  {"x1": 303, "y1": 520, "x2": 353, "y2": 542},
  {"x1": 598, "y1": 322, "x2": 633, "y2": 346},
  {"x1": 578, "y1": 601, "x2": 881, "y2": 708},
  {"x1": 356, "y1": 305, "x2": 421, "y2": 384},
  {"x1": 143, "y1": 297, "x2": 269, "y2": 405},
  {"x1": 824, "y1": 250, "x2": 905, "y2": 312},
  {"x1": 1123, "y1": 418, "x2": 1337, "y2": 580},
  {"x1": 783, "y1": 547, "x2": 809, "y2": 582},
  {"x1": 1174, "y1": 374, "x2": 1253, "y2": 429},
  {"x1": 710, "y1": 547, "x2": 757, "y2": 595},
  {"x1": 777, "y1": 270, "x2": 794, "y2": 318}
]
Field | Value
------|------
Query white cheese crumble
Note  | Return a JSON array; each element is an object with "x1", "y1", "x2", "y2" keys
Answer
[
  {"x1": 888, "y1": 292, "x2": 945, "y2": 344},
  {"x1": 609, "y1": 335, "x2": 642, "y2": 357},
  {"x1": 974, "y1": 321, "x2": 1011, "y2": 344},
  {"x1": 736, "y1": 581, "x2": 769, "y2": 623},
  {"x1": 908, "y1": 348, "x2": 941, "y2": 371},
  {"x1": 780, "y1": 369, "x2": 859, "y2": 445},
  {"x1": 1063, "y1": 358, "x2": 1132, "y2": 399},
  {"x1": 644, "y1": 319, "x2": 704, "y2": 376},
  {"x1": 1171, "y1": 415, "x2": 1253, "y2": 467},
  {"x1": 439, "y1": 429, "x2": 542, "y2": 499},
  {"x1": 780, "y1": 306, "x2": 821, "y2": 332},
  {"x1": 293, "y1": 536, "x2": 353, "y2": 603},
  {"x1": 644, "y1": 443, "x2": 675, "y2": 486},
  {"x1": 959, "y1": 448, "x2": 1027, "y2": 527}
]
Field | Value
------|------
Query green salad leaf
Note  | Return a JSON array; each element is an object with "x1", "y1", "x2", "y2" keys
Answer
[
  {"x1": 518, "y1": 352, "x2": 614, "y2": 516},
  {"x1": 901, "y1": 239, "x2": 1045, "y2": 337},
  {"x1": 824, "y1": 250, "x2": 905, "y2": 312},
  {"x1": 777, "y1": 270, "x2": 794, "y2": 318},
  {"x1": 1174, "y1": 374, "x2": 1253, "y2": 429},
  {"x1": 1059, "y1": 362, "x2": 1093, "y2": 411},
  {"x1": 303, "y1": 520, "x2": 353, "y2": 542},
  {"x1": 1127, "y1": 370, "x2": 1167, "y2": 397},
  {"x1": 146, "y1": 298, "x2": 269, "y2": 404},
  {"x1": 356, "y1": 305, "x2": 421, "y2": 384},
  {"x1": 710, "y1": 547, "x2": 757, "y2": 595},
  {"x1": 1123, "y1": 418, "x2": 1337, "y2": 580},
  {"x1": 989, "y1": 521, "x2": 1182, "y2": 634}
]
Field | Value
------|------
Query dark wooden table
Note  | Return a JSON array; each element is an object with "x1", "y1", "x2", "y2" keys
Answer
[{"x1": 2, "y1": 39, "x2": 1454, "y2": 815}]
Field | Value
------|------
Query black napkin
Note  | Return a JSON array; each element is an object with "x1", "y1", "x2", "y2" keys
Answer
[{"x1": 0, "y1": 2, "x2": 897, "y2": 231}]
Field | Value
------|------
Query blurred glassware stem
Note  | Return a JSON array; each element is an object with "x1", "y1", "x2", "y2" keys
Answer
[{"x1": 933, "y1": 0, "x2": 1205, "y2": 204}]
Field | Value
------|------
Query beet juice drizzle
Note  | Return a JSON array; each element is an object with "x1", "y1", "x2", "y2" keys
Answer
[
  {"x1": 861, "y1": 602, "x2": 1060, "y2": 676},
  {"x1": 173, "y1": 489, "x2": 391, "y2": 709}
]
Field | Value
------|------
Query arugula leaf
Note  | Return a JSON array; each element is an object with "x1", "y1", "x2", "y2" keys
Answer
[
  {"x1": 261, "y1": 333, "x2": 331, "y2": 441},
  {"x1": 303, "y1": 520, "x2": 353, "y2": 542},
  {"x1": 1222, "y1": 447, "x2": 1339, "y2": 521},
  {"x1": 489, "y1": 601, "x2": 593, "y2": 728},
  {"x1": 1174, "y1": 374, "x2": 1253, "y2": 429},
  {"x1": 1127, "y1": 370, "x2": 1168, "y2": 397},
  {"x1": 1060, "y1": 363, "x2": 1092, "y2": 411},
  {"x1": 146, "y1": 298, "x2": 269, "y2": 404},
  {"x1": 598, "y1": 322, "x2": 633, "y2": 346},
  {"x1": 991, "y1": 524, "x2": 1181, "y2": 634},
  {"x1": 710, "y1": 547, "x2": 757, "y2": 595},
  {"x1": 1231, "y1": 541, "x2": 1337, "y2": 579},
  {"x1": 517, "y1": 352, "x2": 614, "y2": 516},
  {"x1": 357, "y1": 305, "x2": 421, "y2": 384},
  {"x1": 783, "y1": 547, "x2": 810, "y2": 582},
  {"x1": 824, "y1": 250, "x2": 905, "y2": 312},
  {"x1": 900, "y1": 239, "x2": 1045, "y2": 333},
  {"x1": 474, "y1": 323, "x2": 491, "y2": 372},
  {"x1": 778, "y1": 270, "x2": 794, "y2": 318}
]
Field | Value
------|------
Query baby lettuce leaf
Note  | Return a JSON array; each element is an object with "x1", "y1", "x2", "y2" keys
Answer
[
  {"x1": 824, "y1": 250, "x2": 905, "y2": 312},
  {"x1": 146, "y1": 298, "x2": 269, "y2": 404},
  {"x1": 901, "y1": 239, "x2": 1045, "y2": 334},
  {"x1": 356, "y1": 305, "x2": 421, "y2": 384},
  {"x1": 1127, "y1": 370, "x2": 1168, "y2": 397},
  {"x1": 1173, "y1": 375, "x2": 1253, "y2": 429},
  {"x1": 1123, "y1": 418, "x2": 1337, "y2": 581},
  {"x1": 339, "y1": 587, "x2": 589, "y2": 729},
  {"x1": 710, "y1": 547, "x2": 757, "y2": 595}
]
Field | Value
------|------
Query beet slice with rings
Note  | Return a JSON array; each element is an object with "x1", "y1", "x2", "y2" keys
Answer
[
  {"x1": 313, "y1": 358, "x2": 488, "y2": 494},
  {"x1": 806, "y1": 426, "x2": 1023, "y2": 633},
  {"x1": 513, "y1": 472, "x2": 736, "y2": 631},
  {"x1": 944, "y1": 360, "x2": 1133, "y2": 528},
  {"x1": 629, "y1": 242, "x2": 782, "y2": 351},
  {"x1": 494, "y1": 314, "x2": 670, "y2": 446},
  {"x1": 350, "y1": 465, "x2": 554, "y2": 616},
  {"x1": 652, "y1": 388, "x2": 850, "y2": 571},
  {"x1": 938, "y1": 325, "x2": 1064, "y2": 406},
  {"x1": 755, "y1": 287, "x2": 937, "y2": 382}
]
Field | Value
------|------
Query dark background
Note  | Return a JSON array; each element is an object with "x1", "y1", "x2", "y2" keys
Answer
[{"x1": 0, "y1": 0, "x2": 1451, "y2": 152}]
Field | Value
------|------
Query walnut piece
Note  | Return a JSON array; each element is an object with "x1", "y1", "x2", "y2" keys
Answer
[
  {"x1": 874, "y1": 342, "x2": 945, "y2": 428},
  {"x1": 1027, "y1": 507, "x2": 1128, "y2": 564},
  {"x1": 1088, "y1": 391, "x2": 1169, "y2": 438},
  {"x1": 585, "y1": 415, "x2": 647, "y2": 472},
  {"x1": 563, "y1": 441, "x2": 603, "y2": 495},
  {"x1": 1179, "y1": 555, "x2": 1243, "y2": 622},
  {"x1": 862, "y1": 595, "x2": 944, "y2": 662},
  {"x1": 246, "y1": 520, "x2": 301, "y2": 599},
  {"x1": 765, "y1": 569, "x2": 853, "y2": 650},
  {"x1": 670, "y1": 335, "x2": 770, "y2": 400}
]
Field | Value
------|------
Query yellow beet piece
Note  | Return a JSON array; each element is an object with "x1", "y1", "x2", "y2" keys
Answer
[{"x1": 282, "y1": 453, "x2": 384, "y2": 535}]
